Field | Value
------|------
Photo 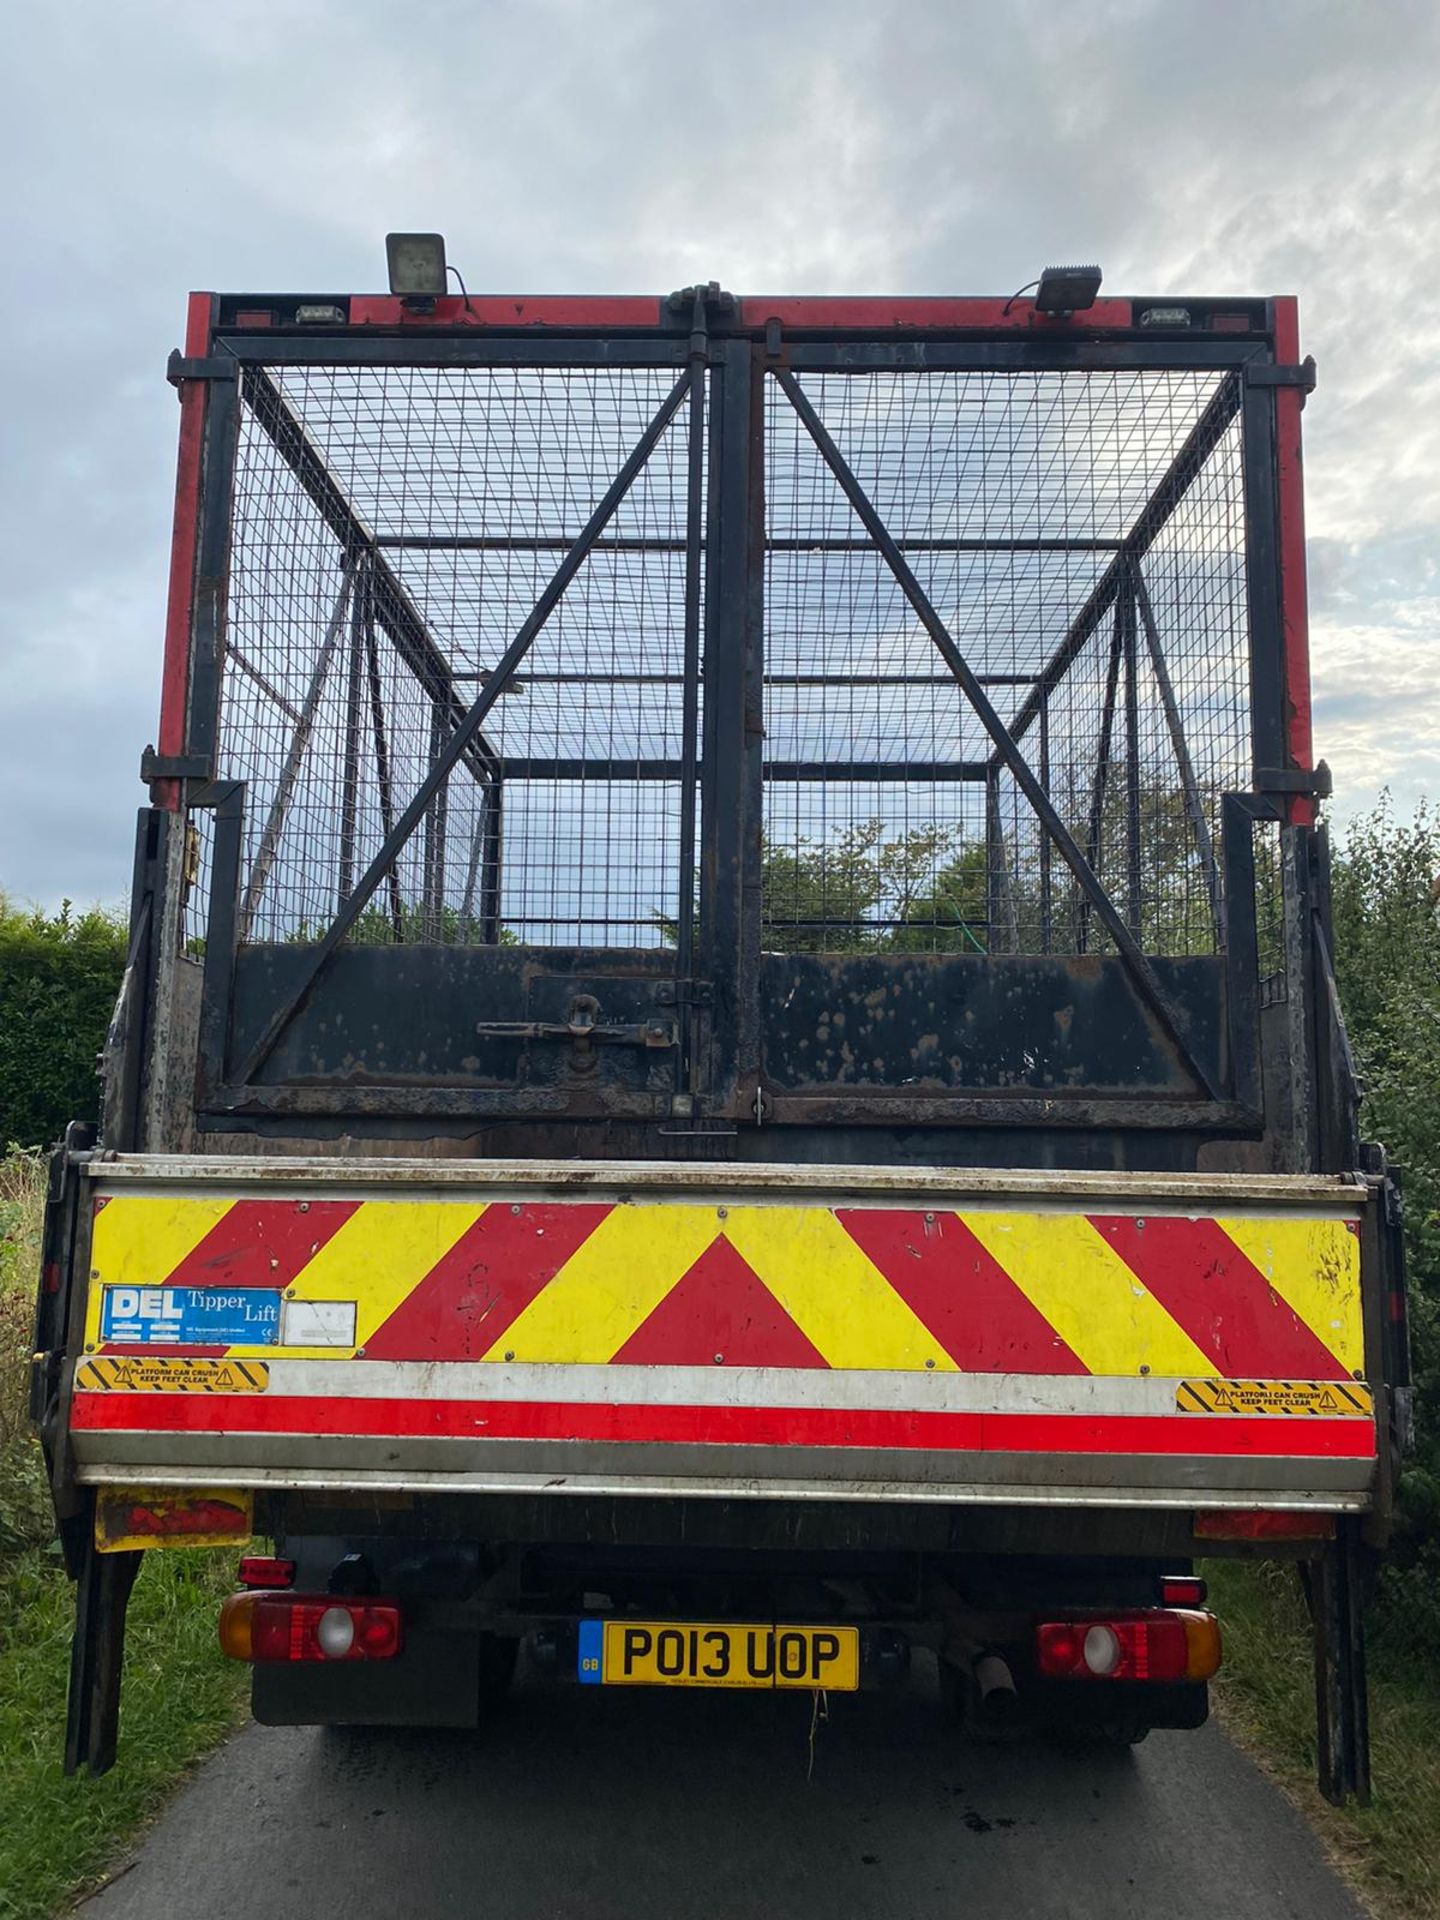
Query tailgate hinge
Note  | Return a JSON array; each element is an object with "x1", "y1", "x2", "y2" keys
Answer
[
  {"x1": 166, "y1": 349, "x2": 240, "y2": 386},
  {"x1": 1245, "y1": 355, "x2": 1317, "y2": 393}
]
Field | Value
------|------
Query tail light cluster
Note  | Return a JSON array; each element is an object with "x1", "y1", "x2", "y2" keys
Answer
[
  {"x1": 1035, "y1": 1609, "x2": 1221, "y2": 1683},
  {"x1": 219, "y1": 1592, "x2": 403, "y2": 1664}
]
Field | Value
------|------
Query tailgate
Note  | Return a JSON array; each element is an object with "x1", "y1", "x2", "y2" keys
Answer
[{"x1": 66, "y1": 1157, "x2": 1378, "y2": 1511}]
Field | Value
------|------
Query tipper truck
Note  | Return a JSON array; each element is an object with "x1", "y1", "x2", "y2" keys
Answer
[{"x1": 32, "y1": 252, "x2": 1408, "y2": 1802}]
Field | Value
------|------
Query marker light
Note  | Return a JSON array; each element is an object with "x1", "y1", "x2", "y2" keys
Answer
[
  {"x1": 1160, "y1": 1574, "x2": 1207, "y2": 1607},
  {"x1": 239, "y1": 1556, "x2": 295, "y2": 1589},
  {"x1": 1035, "y1": 1610, "x2": 1221, "y2": 1683},
  {"x1": 219, "y1": 1593, "x2": 403, "y2": 1663}
]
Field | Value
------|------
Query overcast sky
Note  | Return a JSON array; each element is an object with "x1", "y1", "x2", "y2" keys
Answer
[{"x1": 2, "y1": 0, "x2": 1438, "y2": 911}]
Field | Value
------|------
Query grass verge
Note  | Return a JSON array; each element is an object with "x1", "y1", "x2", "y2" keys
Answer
[
  {"x1": 1207, "y1": 1558, "x2": 1440, "y2": 1920},
  {"x1": 1, "y1": 1148, "x2": 247, "y2": 1920}
]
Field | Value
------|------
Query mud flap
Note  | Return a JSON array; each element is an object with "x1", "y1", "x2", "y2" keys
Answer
[
  {"x1": 1306, "y1": 1515, "x2": 1371, "y2": 1806},
  {"x1": 65, "y1": 1510, "x2": 141, "y2": 1777}
]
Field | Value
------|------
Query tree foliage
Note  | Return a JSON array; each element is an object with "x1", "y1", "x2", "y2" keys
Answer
[
  {"x1": 760, "y1": 820, "x2": 987, "y2": 954},
  {"x1": 1330, "y1": 797, "x2": 1440, "y2": 1608},
  {"x1": 0, "y1": 896, "x2": 127, "y2": 1149}
]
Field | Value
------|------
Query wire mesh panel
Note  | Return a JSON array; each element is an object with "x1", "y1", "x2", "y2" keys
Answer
[
  {"x1": 765, "y1": 368, "x2": 1250, "y2": 958},
  {"x1": 214, "y1": 363, "x2": 699, "y2": 950}
]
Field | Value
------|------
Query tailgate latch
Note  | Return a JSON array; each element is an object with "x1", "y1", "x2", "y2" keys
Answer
[{"x1": 476, "y1": 994, "x2": 676, "y2": 1071}]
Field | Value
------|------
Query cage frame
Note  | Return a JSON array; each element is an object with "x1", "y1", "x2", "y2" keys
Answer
[{"x1": 148, "y1": 288, "x2": 1318, "y2": 1145}]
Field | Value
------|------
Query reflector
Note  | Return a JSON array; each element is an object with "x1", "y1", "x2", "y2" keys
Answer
[{"x1": 1195, "y1": 1510, "x2": 1336, "y2": 1542}]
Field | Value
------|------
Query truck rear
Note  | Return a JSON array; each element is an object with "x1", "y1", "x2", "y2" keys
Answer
[{"x1": 33, "y1": 261, "x2": 1407, "y2": 1800}]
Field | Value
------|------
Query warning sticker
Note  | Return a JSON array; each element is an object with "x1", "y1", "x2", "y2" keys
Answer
[
  {"x1": 75, "y1": 1356, "x2": 270, "y2": 1394},
  {"x1": 95, "y1": 1487, "x2": 253, "y2": 1553},
  {"x1": 1176, "y1": 1378, "x2": 1373, "y2": 1418}
]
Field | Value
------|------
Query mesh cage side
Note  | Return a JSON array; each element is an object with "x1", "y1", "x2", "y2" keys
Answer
[
  {"x1": 211, "y1": 363, "x2": 699, "y2": 951},
  {"x1": 765, "y1": 367, "x2": 1249, "y2": 957}
]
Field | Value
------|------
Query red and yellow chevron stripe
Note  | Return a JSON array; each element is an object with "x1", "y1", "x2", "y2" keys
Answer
[{"x1": 83, "y1": 1193, "x2": 1363, "y2": 1381}]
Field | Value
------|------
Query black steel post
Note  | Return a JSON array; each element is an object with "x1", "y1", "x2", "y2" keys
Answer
[
  {"x1": 183, "y1": 368, "x2": 242, "y2": 772},
  {"x1": 1038, "y1": 690, "x2": 1052, "y2": 954},
  {"x1": 673, "y1": 310, "x2": 708, "y2": 1104},
  {"x1": 480, "y1": 780, "x2": 504, "y2": 946},
  {"x1": 337, "y1": 576, "x2": 366, "y2": 909},
  {"x1": 421, "y1": 700, "x2": 449, "y2": 941},
  {"x1": 196, "y1": 781, "x2": 246, "y2": 1098},
  {"x1": 1241, "y1": 377, "x2": 1288, "y2": 779},
  {"x1": 1122, "y1": 565, "x2": 1143, "y2": 937},
  {"x1": 697, "y1": 337, "x2": 759, "y2": 1117},
  {"x1": 1219, "y1": 794, "x2": 1264, "y2": 1116}
]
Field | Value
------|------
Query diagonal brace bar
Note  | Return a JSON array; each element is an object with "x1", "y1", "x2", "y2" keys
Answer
[
  {"x1": 238, "y1": 557, "x2": 357, "y2": 939},
  {"x1": 774, "y1": 366, "x2": 1219, "y2": 1101},
  {"x1": 233, "y1": 370, "x2": 692, "y2": 1083},
  {"x1": 1133, "y1": 562, "x2": 1224, "y2": 943}
]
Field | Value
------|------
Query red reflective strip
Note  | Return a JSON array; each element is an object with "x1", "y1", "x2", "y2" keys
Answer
[
  {"x1": 838, "y1": 1211, "x2": 1087, "y2": 1375},
  {"x1": 1272, "y1": 295, "x2": 1314, "y2": 826},
  {"x1": 98, "y1": 1197, "x2": 361, "y2": 1359},
  {"x1": 68, "y1": 1394, "x2": 1376, "y2": 1457},
  {"x1": 347, "y1": 295, "x2": 663, "y2": 330},
  {"x1": 161, "y1": 1199, "x2": 361, "y2": 1291},
  {"x1": 612, "y1": 1238, "x2": 827, "y2": 1369},
  {"x1": 155, "y1": 291, "x2": 215, "y2": 812},
  {"x1": 1086, "y1": 1214, "x2": 1349, "y2": 1379},
  {"x1": 362, "y1": 1203, "x2": 612, "y2": 1362},
  {"x1": 735, "y1": 296, "x2": 1136, "y2": 331}
]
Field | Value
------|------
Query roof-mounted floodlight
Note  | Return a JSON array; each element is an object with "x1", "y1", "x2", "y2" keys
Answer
[
  {"x1": 1034, "y1": 265, "x2": 1103, "y2": 315},
  {"x1": 386, "y1": 232, "x2": 448, "y2": 300}
]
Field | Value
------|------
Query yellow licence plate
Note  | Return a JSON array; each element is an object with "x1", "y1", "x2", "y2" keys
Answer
[{"x1": 579, "y1": 1620, "x2": 859, "y2": 1690}]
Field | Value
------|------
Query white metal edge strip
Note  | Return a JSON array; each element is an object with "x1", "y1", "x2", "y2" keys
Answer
[{"x1": 211, "y1": 1360, "x2": 1180, "y2": 1417}]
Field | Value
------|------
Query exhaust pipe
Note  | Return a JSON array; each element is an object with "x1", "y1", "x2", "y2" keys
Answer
[{"x1": 973, "y1": 1652, "x2": 1018, "y2": 1719}]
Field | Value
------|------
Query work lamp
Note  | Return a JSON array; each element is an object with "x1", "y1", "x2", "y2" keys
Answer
[
  {"x1": 386, "y1": 232, "x2": 448, "y2": 298},
  {"x1": 1035, "y1": 264, "x2": 1103, "y2": 314}
]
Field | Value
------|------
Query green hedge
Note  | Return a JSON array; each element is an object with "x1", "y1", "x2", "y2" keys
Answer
[{"x1": 0, "y1": 899, "x2": 127, "y2": 1150}]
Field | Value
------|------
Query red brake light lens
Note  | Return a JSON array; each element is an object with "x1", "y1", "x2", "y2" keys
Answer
[
  {"x1": 219, "y1": 1593, "x2": 403, "y2": 1663},
  {"x1": 1035, "y1": 1610, "x2": 1220, "y2": 1683}
]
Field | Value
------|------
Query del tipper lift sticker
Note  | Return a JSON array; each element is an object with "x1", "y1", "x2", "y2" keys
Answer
[
  {"x1": 1176, "y1": 1379, "x2": 1373, "y2": 1417},
  {"x1": 75, "y1": 1356, "x2": 270, "y2": 1394},
  {"x1": 100, "y1": 1284, "x2": 280, "y2": 1347}
]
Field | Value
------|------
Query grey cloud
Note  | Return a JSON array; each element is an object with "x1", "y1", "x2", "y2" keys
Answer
[{"x1": 3, "y1": 0, "x2": 1438, "y2": 905}]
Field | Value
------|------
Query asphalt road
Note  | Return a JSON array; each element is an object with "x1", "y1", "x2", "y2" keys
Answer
[{"x1": 88, "y1": 1658, "x2": 1363, "y2": 1920}]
